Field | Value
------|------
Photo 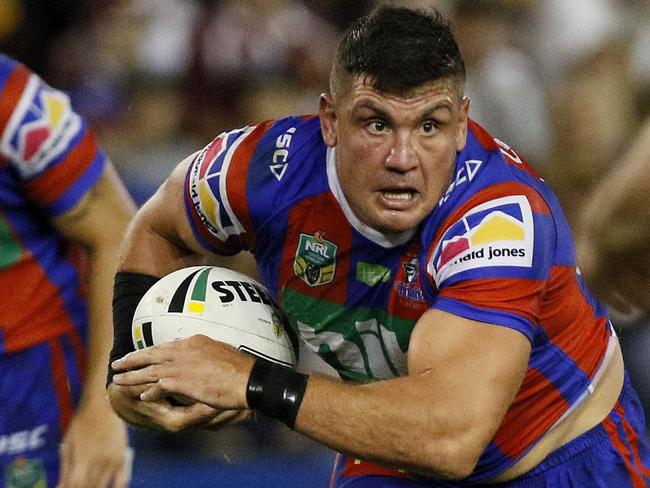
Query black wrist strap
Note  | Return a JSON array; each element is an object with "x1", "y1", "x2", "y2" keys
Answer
[
  {"x1": 107, "y1": 271, "x2": 160, "y2": 386},
  {"x1": 246, "y1": 359, "x2": 309, "y2": 429}
]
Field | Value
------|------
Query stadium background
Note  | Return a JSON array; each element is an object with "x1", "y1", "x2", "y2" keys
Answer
[{"x1": 2, "y1": 0, "x2": 649, "y2": 486}]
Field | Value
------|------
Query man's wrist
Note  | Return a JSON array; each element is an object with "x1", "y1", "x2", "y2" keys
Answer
[
  {"x1": 245, "y1": 359, "x2": 308, "y2": 429},
  {"x1": 108, "y1": 271, "x2": 160, "y2": 386}
]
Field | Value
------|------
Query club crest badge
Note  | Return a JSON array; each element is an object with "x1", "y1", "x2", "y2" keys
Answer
[
  {"x1": 394, "y1": 257, "x2": 425, "y2": 302},
  {"x1": 293, "y1": 231, "x2": 337, "y2": 286},
  {"x1": 5, "y1": 457, "x2": 47, "y2": 488}
]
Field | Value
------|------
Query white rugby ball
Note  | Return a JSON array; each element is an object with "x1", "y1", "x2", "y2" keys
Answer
[{"x1": 132, "y1": 266, "x2": 297, "y2": 367}]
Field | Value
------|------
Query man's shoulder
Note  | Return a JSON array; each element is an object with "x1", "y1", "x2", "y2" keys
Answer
[
  {"x1": 195, "y1": 114, "x2": 326, "y2": 183},
  {"x1": 421, "y1": 122, "x2": 563, "y2": 286},
  {"x1": 437, "y1": 120, "x2": 551, "y2": 212}
]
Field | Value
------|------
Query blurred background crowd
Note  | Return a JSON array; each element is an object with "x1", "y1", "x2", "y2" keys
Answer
[{"x1": 2, "y1": 0, "x2": 649, "y2": 486}]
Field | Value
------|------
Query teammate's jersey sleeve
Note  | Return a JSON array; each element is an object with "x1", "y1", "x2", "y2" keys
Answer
[
  {"x1": 423, "y1": 142, "x2": 557, "y2": 342},
  {"x1": 0, "y1": 55, "x2": 107, "y2": 351},
  {"x1": 0, "y1": 54, "x2": 106, "y2": 216}
]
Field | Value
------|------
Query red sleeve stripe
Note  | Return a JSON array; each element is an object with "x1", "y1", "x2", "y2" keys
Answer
[
  {"x1": 23, "y1": 128, "x2": 98, "y2": 205},
  {"x1": 183, "y1": 155, "x2": 242, "y2": 255},
  {"x1": 225, "y1": 120, "x2": 275, "y2": 250},
  {"x1": 469, "y1": 120, "x2": 541, "y2": 178},
  {"x1": 468, "y1": 119, "x2": 499, "y2": 151},
  {"x1": 437, "y1": 277, "x2": 544, "y2": 325},
  {"x1": 199, "y1": 135, "x2": 226, "y2": 179},
  {"x1": 0, "y1": 64, "x2": 29, "y2": 133}
]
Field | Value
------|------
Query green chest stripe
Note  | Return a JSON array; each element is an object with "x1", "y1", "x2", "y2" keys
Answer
[
  {"x1": 0, "y1": 216, "x2": 23, "y2": 269},
  {"x1": 281, "y1": 287, "x2": 418, "y2": 382}
]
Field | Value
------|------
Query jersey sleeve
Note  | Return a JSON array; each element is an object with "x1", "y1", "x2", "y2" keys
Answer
[
  {"x1": 0, "y1": 56, "x2": 106, "y2": 216},
  {"x1": 424, "y1": 182, "x2": 557, "y2": 341},
  {"x1": 184, "y1": 122, "x2": 276, "y2": 256}
]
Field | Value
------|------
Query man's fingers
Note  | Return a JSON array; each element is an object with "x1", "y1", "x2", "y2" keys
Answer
[
  {"x1": 113, "y1": 364, "x2": 167, "y2": 386},
  {"x1": 140, "y1": 382, "x2": 165, "y2": 401},
  {"x1": 111, "y1": 345, "x2": 166, "y2": 371}
]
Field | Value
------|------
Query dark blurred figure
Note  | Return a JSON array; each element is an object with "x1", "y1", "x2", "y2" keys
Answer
[
  {"x1": 0, "y1": 0, "x2": 91, "y2": 83},
  {"x1": 183, "y1": 0, "x2": 339, "y2": 139}
]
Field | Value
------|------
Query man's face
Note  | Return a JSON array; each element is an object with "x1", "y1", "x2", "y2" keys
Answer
[{"x1": 320, "y1": 75, "x2": 469, "y2": 235}]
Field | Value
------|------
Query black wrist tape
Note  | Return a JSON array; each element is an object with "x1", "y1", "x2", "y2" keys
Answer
[
  {"x1": 107, "y1": 271, "x2": 160, "y2": 387},
  {"x1": 246, "y1": 359, "x2": 308, "y2": 429}
]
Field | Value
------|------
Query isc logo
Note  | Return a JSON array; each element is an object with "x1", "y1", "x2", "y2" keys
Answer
[
  {"x1": 270, "y1": 127, "x2": 296, "y2": 181},
  {"x1": 0, "y1": 425, "x2": 47, "y2": 455}
]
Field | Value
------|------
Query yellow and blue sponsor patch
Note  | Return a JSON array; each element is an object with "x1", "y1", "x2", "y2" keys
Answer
[{"x1": 429, "y1": 195, "x2": 534, "y2": 287}]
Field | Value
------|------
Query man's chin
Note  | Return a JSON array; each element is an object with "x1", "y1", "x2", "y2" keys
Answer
[{"x1": 372, "y1": 211, "x2": 422, "y2": 235}]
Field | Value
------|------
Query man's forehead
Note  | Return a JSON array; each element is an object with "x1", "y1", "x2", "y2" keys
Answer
[{"x1": 344, "y1": 75, "x2": 463, "y2": 109}]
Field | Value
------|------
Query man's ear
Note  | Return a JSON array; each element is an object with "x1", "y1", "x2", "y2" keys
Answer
[
  {"x1": 319, "y1": 93, "x2": 337, "y2": 147},
  {"x1": 455, "y1": 96, "x2": 470, "y2": 152}
]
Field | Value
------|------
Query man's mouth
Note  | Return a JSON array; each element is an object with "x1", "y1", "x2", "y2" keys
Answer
[{"x1": 382, "y1": 190, "x2": 414, "y2": 201}]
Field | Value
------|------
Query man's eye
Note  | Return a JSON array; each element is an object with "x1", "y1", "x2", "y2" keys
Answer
[
  {"x1": 421, "y1": 121, "x2": 436, "y2": 133},
  {"x1": 370, "y1": 120, "x2": 387, "y2": 132}
]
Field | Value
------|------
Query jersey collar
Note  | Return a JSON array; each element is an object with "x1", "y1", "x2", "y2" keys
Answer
[{"x1": 326, "y1": 147, "x2": 416, "y2": 249}]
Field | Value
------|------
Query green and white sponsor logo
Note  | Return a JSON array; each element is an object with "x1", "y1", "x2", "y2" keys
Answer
[
  {"x1": 293, "y1": 232, "x2": 337, "y2": 287},
  {"x1": 282, "y1": 287, "x2": 414, "y2": 382},
  {"x1": 355, "y1": 262, "x2": 391, "y2": 286},
  {"x1": 5, "y1": 458, "x2": 47, "y2": 488},
  {"x1": 0, "y1": 217, "x2": 23, "y2": 269}
]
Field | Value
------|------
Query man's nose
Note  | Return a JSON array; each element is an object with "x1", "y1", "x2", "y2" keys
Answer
[{"x1": 385, "y1": 131, "x2": 417, "y2": 172}]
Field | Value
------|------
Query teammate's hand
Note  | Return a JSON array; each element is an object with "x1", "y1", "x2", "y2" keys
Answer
[
  {"x1": 57, "y1": 398, "x2": 130, "y2": 488},
  {"x1": 112, "y1": 335, "x2": 255, "y2": 411}
]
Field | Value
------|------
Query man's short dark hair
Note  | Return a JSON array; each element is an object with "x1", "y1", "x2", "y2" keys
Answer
[{"x1": 333, "y1": 5, "x2": 466, "y2": 95}]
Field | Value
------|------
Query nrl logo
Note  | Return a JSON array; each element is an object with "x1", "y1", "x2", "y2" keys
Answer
[{"x1": 293, "y1": 231, "x2": 337, "y2": 286}]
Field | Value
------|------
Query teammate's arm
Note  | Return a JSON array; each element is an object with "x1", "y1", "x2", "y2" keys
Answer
[
  {"x1": 577, "y1": 119, "x2": 650, "y2": 312},
  {"x1": 113, "y1": 306, "x2": 530, "y2": 479},
  {"x1": 51, "y1": 162, "x2": 135, "y2": 488}
]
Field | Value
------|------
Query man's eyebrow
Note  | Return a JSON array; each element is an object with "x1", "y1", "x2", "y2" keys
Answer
[
  {"x1": 351, "y1": 97, "x2": 455, "y2": 124},
  {"x1": 353, "y1": 100, "x2": 390, "y2": 119}
]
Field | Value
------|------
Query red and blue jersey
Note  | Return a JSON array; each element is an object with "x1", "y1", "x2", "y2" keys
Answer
[
  {"x1": 0, "y1": 54, "x2": 106, "y2": 352},
  {"x1": 184, "y1": 115, "x2": 614, "y2": 482}
]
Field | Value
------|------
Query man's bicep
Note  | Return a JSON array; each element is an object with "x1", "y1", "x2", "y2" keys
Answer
[
  {"x1": 408, "y1": 308, "x2": 531, "y2": 444},
  {"x1": 119, "y1": 156, "x2": 210, "y2": 275}
]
